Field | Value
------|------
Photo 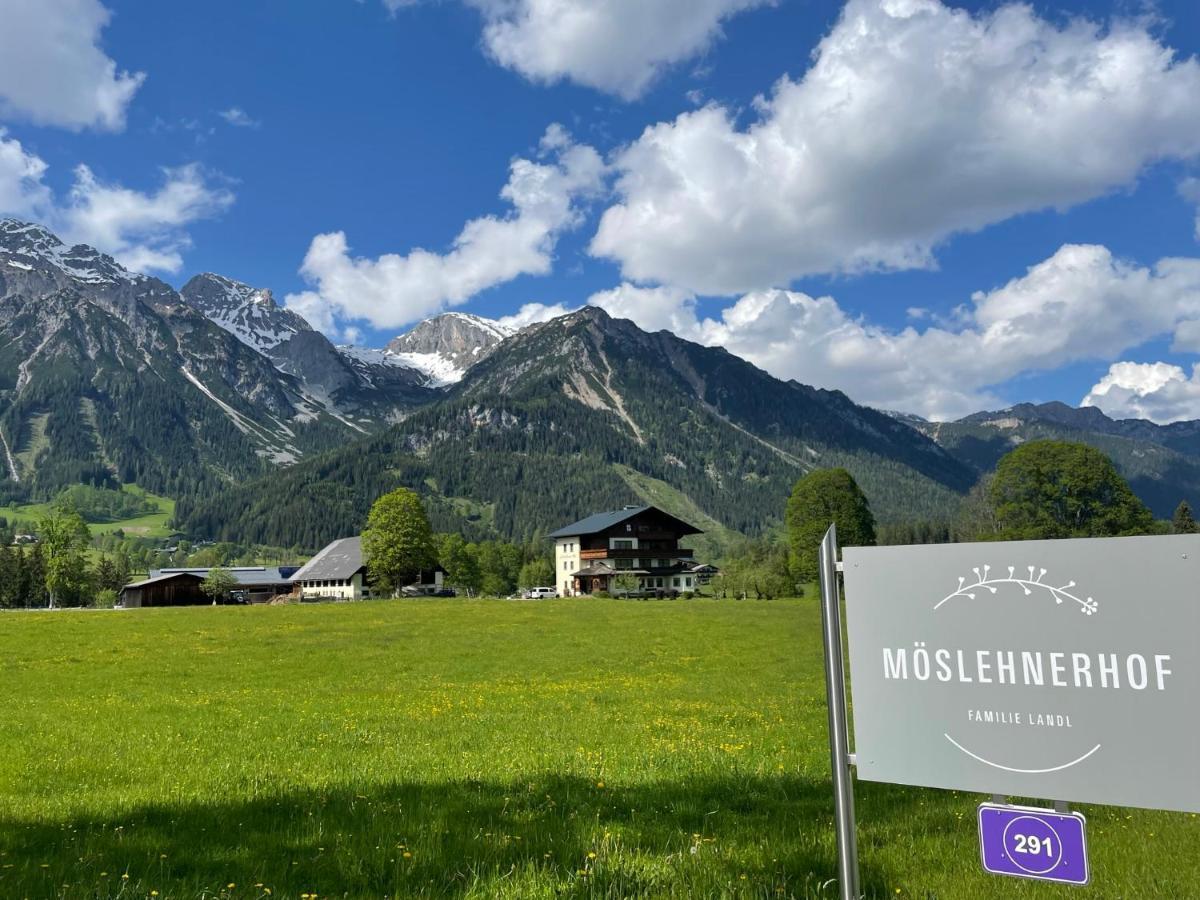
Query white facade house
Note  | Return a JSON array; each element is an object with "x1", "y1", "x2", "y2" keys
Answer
[
  {"x1": 291, "y1": 535, "x2": 446, "y2": 600},
  {"x1": 550, "y1": 506, "x2": 702, "y2": 596},
  {"x1": 291, "y1": 537, "x2": 372, "y2": 600}
]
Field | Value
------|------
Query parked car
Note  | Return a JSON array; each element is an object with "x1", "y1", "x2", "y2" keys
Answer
[
  {"x1": 524, "y1": 586, "x2": 557, "y2": 599},
  {"x1": 432, "y1": 588, "x2": 457, "y2": 597}
]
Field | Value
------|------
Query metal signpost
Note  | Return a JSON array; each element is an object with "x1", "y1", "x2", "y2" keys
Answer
[{"x1": 816, "y1": 529, "x2": 1200, "y2": 896}]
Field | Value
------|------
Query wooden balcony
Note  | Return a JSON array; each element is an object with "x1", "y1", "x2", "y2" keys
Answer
[{"x1": 580, "y1": 548, "x2": 694, "y2": 561}]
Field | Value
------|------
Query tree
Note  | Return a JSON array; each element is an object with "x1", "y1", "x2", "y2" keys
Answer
[
  {"x1": 1172, "y1": 500, "x2": 1198, "y2": 534},
  {"x1": 94, "y1": 555, "x2": 126, "y2": 593},
  {"x1": 518, "y1": 558, "x2": 554, "y2": 590},
  {"x1": 989, "y1": 440, "x2": 1154, "y2": 539},
  {"x1": 39, "y1": 506, "x2": 91, "y2": 608},
  {"x1": 611, "y1": 572, "x2": 641, "y2": 596},
  {"x1": 954, "y1": 474, "x2": 1000, "y2": 542},
  {"x1": 201, "y1": 567, "x2": 238, "y2": 604},
  {"x1": 786, "y1": 468, "x2": 876, "y2": 584},
  {"x1": 436, "y1": 533, "x2": 482, "y2": 595},
  {"x1": 362, "y1": 488, "x2": 436, "y2": 596},
  {"x1": 24, "y1": 544, "x2": 48, "y2": 609}
]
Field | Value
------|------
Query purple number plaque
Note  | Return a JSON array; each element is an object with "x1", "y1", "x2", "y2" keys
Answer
[{"x1": 978, "y1": 803, "x2": 1089, "y2": 886}]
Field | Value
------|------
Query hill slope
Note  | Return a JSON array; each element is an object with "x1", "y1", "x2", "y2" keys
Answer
[{"x1": 177, "y1": 307, "x2": 975, "y2": 550}]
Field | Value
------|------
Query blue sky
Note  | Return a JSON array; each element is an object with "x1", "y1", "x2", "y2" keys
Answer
[{"x1": 3, "y1": 0, "x2": 1200, "y2": 421}]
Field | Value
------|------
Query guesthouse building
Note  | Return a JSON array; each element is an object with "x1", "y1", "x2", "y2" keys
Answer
[{"x1": 550, "y1": 505, "x2": 703, "y2": 596}]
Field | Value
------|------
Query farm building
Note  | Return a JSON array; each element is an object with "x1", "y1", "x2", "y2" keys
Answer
[
  {"x1": 150, "y1": 567, "x2": 299, "y2": 604},
  {"x1": 550, "y1": 505, "x2": 704, "y2": 597},
  {"x1": 291, "y1": 536, "x2": 445, "y2": 600},
  {"x1": 120, "y1": 572, "x2": 206, "y2": 608}
]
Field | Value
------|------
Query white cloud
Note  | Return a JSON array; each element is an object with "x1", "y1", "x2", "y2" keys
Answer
[
  {"x1": 0, "y1": 131, "x2": 233, "y2": 273},
  {"x1": 1083, "y1": 362, "x2": 1200, "y2": 424},
  {"x1": 0, "y1": 0, "x2": 144, "y2": 131},
  {"x1": 591, "y1": 0, "x2": 1200, "y2": 295},
  {"x1": 589, "y1": 245, "x2": 1200, "y2": 420},
  {"x1": 495, "y1": 301, "x2": 573, "y2": 332},
  {"x1": 219, "y1": 107, "x2": 260, "y2": 128},
  {"x1": 588, "y1": 283, "x2": 695, "y2": 334},
  {"x1": 286, "y1": 125, "x2": 604, "y2": 334},
  {"x1": 385, "y1": 0, "x2": 769, "y2": 99},
  {"x1": 1181, "y1": 177, "x2": 1200, "y2": 241}
]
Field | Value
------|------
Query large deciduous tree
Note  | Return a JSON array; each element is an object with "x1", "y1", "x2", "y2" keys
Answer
[
  {"x1": 786, "y1": 468, "x2": 876, "y2": 585},
  {"x1": 989, "y1": 440, "x2": 1153, "y2": 539},
  {"x1": 363, "y1": 488, "x2": 437, "y2": 596},
  {"x1": 39, "y1": 506, "x2": 91, "y2": 608}
]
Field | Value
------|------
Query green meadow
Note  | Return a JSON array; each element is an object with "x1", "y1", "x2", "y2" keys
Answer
[{"x1": 0, "y1": 600, "x2": 1195, "y2": 899}]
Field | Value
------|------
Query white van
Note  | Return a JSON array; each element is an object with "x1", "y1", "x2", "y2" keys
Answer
[{"x1": 525, "y1": 586, "x2": 557, "y2": 599}]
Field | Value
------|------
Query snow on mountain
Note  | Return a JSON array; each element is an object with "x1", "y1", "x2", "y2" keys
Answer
[
  {"x1": 0, "y1": 218, "x2": 141, "y2": 286},
  {"x1": 376, "y1": 312, "x2": 515, "y2": 386},
  {"x1": 180, "y1": 273, "x2": 312, "y2": 352}
]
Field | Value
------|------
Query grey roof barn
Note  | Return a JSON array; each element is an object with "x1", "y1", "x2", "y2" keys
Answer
[{"x1": 291, "y1": 536, "x2": 365, "y2": 582}]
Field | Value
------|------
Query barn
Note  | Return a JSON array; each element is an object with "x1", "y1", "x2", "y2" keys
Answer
[{"x1": 120, "y1": 572, "x2": 206, "y2": 608}]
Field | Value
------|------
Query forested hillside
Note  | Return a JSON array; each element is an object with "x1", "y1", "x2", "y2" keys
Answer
[{"x1": 177, "y1": 308, "x2": 975, "y2": 550}]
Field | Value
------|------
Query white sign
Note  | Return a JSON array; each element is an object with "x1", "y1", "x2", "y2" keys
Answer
[{"x1": 842, "y1": 534, "x2": 1200, "y2": 813}]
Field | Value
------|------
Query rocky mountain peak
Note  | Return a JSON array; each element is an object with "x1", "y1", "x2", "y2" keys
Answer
[
  {"x1": 180, "y1": 272, "x2": 312, "y2": 352},
  {"x1": 0, "y1": 218, "x2": 136, "y2": 287},
  {"x1": 383, "y1": 311, "x2": 514, "y2": 386}
]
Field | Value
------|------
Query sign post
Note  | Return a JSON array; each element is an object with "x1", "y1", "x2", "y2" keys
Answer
[
  {"x1": 818, "y1": 531, "x2": 1199, "y2": 892},
  {"x1": 818, "y1": 524, "x2": 860, "y2": 900},
  {"x1": 840, "y1": 534, "x2": 1199, "y2": 812}
]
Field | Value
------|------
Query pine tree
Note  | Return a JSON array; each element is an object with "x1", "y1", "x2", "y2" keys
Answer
[{"x1": 1172, "y1": 500, "x2": 1198, "y2": 534}]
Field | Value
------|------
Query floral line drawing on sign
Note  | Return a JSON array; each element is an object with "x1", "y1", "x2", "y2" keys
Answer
[{"x1": 935, "y1": 565, "x2": 1098, "y2": 615}]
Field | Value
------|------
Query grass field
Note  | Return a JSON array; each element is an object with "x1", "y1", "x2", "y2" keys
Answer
[
  {"x1": 3, "y1": 484, "x2": 176, "y2": 539},
  {"x1": 0, "y1": 600, "x2": 1195, "y2": 899}
]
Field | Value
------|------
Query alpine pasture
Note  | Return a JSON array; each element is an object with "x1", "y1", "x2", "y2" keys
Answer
[{"x1": 0, "y1": 600, "x2": 1195, "y2": 899}]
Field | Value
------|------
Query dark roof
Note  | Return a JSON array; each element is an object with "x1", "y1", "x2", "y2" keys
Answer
[
  {"x1": 122, "y1": 572, "x2": 204, "y2": 591},
  {"x1": 151, "y1": 567, "x2": 299, "y2": 586},
  {"x1": 571, "y1": 563, "x2": 650, "y2": 577},
  {"x1": 290, "y1": 537, "x2": 364, "y2": 582},
  {"x1": 548, "y1": 505, "x2": 701, "y2": 539}
]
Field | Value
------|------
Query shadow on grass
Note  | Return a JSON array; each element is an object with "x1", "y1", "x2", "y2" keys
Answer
[{"x1": 0, "y1": 774, "x2": 924, "y2": 898}]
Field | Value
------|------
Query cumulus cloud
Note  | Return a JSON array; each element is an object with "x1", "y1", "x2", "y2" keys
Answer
[
  {"x1": 588, "y1": 283, "x2": 696, "y2": 334},
  {"x1": 384, "y1": 0, "x2": 769, "y2": 99},
  {"x1": 495, "y1": 301, "x2": 573, "y2": 332},
  {"x1": 1083, "y1": 362, "x2": 1200, "y2": 424},
  {"x1": 591, "y1": 0, "x2": 1200, "y2": 295},
  {"x1": 589, "y1": 245, "x2": 1200, "y2": 420},
  {"x1": 286, "y1": 125, "x2": 604, "y2": 335},
  {"x1": 0, "y1": 0, "x2": 144, "y2": 131},
  {"x1": 0, "y1": 131, "x2": 233, "y2": 273}
]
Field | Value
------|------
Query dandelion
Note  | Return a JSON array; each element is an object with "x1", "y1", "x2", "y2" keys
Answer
[{"x1": 403, "y1": 852, "x2": 412, "y2": 859}]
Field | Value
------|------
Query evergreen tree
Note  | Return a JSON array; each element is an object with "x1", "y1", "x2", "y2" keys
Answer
[
  {"x1": 1172, "y1": 500, "x2": 1198, "y2": 534},
  {"x1": 24, "y1": 544, "x2": 48, "y2": 608},
  {"x1": 0, "y1": 546, "x2": 16, "y2": 609},
  {"x1": 989, "y1": 441, "x2": 1153, "y2": 539},
  {"x1": 362, "y1": 488, "x2": 436, "y2": 595},
  {"x1": 785, "y1": 468, "x2": 876, "y2": 584}
]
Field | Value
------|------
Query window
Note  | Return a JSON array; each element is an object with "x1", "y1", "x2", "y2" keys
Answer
[
  {"x1": 685, "y1": 577, "x2": 693, "y2": 588},
  {"x1": 563, "y1": 561, "x2": 569, "y2": 570},
  {"x1": 615, "y1": 558, "x2": 633, "y2": 569},
  {"x1": 673, "y1": 577, "x2": 681, "y2": 588},
  {"x1": 614, "y1": 539, "x2": 633, "y2": 549}
]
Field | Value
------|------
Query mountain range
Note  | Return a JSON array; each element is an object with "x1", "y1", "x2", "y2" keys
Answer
[{"x1": 2, "y1": 218, "x2": 1197, "y2": 552}]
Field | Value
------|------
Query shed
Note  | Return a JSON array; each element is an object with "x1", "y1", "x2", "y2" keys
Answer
[{"x1": 120, "y1": 572, "x2": 206, "y2": 608}]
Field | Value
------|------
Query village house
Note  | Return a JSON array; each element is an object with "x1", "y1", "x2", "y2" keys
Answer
[
  {"x1": 290, "y1": 536, "x2": 444, "y2": 600},
  {"x1": 550, "y1": 505, "x2": 704, "y2": 596}
]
